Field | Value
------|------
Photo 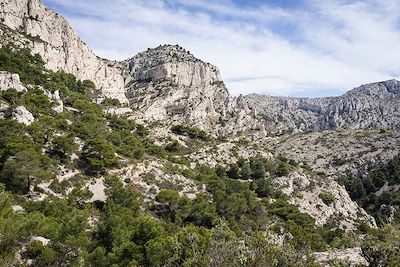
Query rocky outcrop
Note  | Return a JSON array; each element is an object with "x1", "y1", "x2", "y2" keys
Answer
[
  {"x1": 269, "y1": 130, "x2": 400, "y2": 177},
  {"x1": 0, "y1": 71, "x2": 26, "y2": 92},
  {"x1": 273, "y1": 172, "x2": 376, "y2": 228},
  {"x1": 12, "y1": 106, "x2": 34, "y2": 125},
  {"x1": 244, "y1": 80, "x2": 400, "y2": 132},
  {"x1": 322, "y1": 80, "x2": 400, "y2": 130},
  {"x1": 42, "y1": 89, "x2": 63, "y2": 113},
  {"x1": 121, "y1": 45, "x2": 259, "y2": 132},
  {"x1": 0, "y1": 0, "x2": 127, "y2": 103},
  {"x1": 2, "y1": 0, "x2": 399, "y2": 134}
]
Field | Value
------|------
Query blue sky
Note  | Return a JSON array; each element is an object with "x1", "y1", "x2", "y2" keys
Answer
[{"x1": 43, "y1": 0, "x2": 400, "y2": 97}]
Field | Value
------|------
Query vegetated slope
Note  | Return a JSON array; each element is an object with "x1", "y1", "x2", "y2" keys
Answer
[
  {"x1": 0, "y1": 45, "x2": 389, "y2": 266},
  {"x1": 268, "y1": 129, "x2": 400, "y2": 177},
  {"x1": 0, "y1": 1, "x2": 400, "y2": 266}
]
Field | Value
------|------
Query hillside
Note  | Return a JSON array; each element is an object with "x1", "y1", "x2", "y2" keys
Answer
[
  {"x1": 0, "y1": 0, "x2": 400, "y2": 266},
  {"x1": 243, "y1": 80, "x2": 400, "y2": 133}
]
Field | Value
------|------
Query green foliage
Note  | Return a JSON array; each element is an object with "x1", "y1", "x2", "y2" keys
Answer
[
  {"x1": 82, "y1": 138, "x2": 117, "y2": 174},
  {"x1": 339, "y1": 154, "x2": 400, "y2": 224},
  {"x1": 101, "y1": 97, "x2": 121, "y2": 107},
  {"x1": 171, "y1": 124, "x2": 210, "y2": 141},
  {"x1": 0, "y1": 45, "x2": 46, "y2": 85},
  {"x1": 319, "y1": 192, "x2": 335, "y2": 205},
  {"x1": 362, "y1": 224, "x2": 400, "y2": 266},
  {"x1": 1, "y1": 43, "x2": 398, "y2": 266},
  {"x1": 266, "y1": 199, "x2": 316, "y2": 229},
  {"x1": 164, "y1": 140, "x2": 181, "y2": 152},
  {"x1": 0, "y1": 149, "x2": 53, "y2": 193},
  {"x1": 50, "y1": 135, "x2": 76, "y2": 162}
]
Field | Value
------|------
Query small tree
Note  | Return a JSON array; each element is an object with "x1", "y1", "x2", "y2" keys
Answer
[{"x1": 82, "y1": 138, "x2": 117, "y2": 174}]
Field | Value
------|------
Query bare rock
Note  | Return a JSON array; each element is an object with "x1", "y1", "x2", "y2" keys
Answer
[
  {"x1": 378, "y1": 204, "x2": 397, "y2": 223},
  {"x1": 0, "y1": 101, "x2": 9, "y2": 119},
  {"x1": 0, "y1": 71, "x2": 26, "y2": 92},
  {"x1": 244, "y1": 80, "x2": 400, "y2": 132},
  {"x1": 273, "y1": 172, "x2": 376, "y2": 228},
  {"x1": 12, "y1": 106, "x2": 34, "y2": 125},
  {"x1": 313, "y1": 247, "x2": 369, "y2": 267},
  {"x1": 0, "y1": 0, "x2": 128, "y2": 103}
]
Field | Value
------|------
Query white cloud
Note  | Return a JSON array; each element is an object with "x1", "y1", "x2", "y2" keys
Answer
[{"x1": 44, "y1": 0, "x2": 400, "y2": 97}]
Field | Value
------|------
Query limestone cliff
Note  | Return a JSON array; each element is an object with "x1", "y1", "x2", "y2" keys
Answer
[
  {"x1": 2, "y1": 0, "x2": 399, "y2": 134},
  {"x1": 117, "y1": 45, "x2": 261, "y2": 133},
  {"x1": 243, "y1": 80, "x2": 400, "y2": 132},
  {"x1": 0, "y1": 0, "x2": 127, "y2": 103}
]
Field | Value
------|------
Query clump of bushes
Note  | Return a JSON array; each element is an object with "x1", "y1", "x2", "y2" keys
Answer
[
  {"x1": 319, "y1": 192, "x2": 335, "y2": 205},
  {"x1": 171, "y1": 124, "x2": 210, "y2": 141}
]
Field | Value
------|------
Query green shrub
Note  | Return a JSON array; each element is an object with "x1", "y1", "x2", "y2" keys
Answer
[
  {"x1": 319, "y1": 192, "x2": 335, "y2": 205},
  {"x1": 171, "y1": 124, "x2": 210, "y2": 141}
]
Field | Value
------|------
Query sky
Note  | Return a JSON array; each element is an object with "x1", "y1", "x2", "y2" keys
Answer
[{"x1": 43, "y1": 0, "x2": 400, "y2": 97}]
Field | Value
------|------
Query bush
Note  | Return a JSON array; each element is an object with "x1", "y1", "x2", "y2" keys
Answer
[
  {"x1": 171, "y1": 124, "x2": 210, "y2": 141},
  {"x1": 319, "y1": 192, "x2": 335, "y2": 205},
  {"x1": 82, "y1": 138, "x2": 117, "y2": 174},
  {"x1": 101, "y1": 97, "x2": 121, "y2": 107}
]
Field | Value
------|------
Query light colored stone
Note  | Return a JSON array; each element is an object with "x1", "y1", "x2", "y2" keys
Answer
[
  {"x1": 12, "y1": 106, "x2": 34, "y2": 125},
  {"x1": 31, "y1": 236, "x2": 50, "y2": 246},
  {"x1": 87, "y1": 178, "x2": 106, "y2": 202},
  {"x1": 0, "y1": 71, "x2": 26, "y2": 92},
  {"x1": 12, "y1": 204, "x2": 25, "y2": 212},
  {"x1": 0, "y1": 101, "x2": 9, "y2": 119},
  {"x1": 273, "y1": 172, "x2": 376, "y2": 228},
  {"x1": 0, "y1": 0, "x2": 128, "y2": 103},
  {"x1": 244, "y1": 80, "x2": 400, "y2": 132}
]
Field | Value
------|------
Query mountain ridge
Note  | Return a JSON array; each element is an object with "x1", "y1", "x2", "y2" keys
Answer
[{"x1": 1, "y1": 0, "x2": 400, "y2": 133}]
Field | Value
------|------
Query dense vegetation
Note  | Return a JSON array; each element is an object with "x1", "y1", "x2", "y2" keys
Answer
[
  {"x1": 0, "y1": 45, "x2": 399, "y2": 266},
  {"x1": 339, "y1": 155, "x2": 400, "y2": 224}
]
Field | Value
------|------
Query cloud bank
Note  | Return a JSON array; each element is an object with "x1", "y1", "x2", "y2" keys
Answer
[{"x1": 43, "y1": 0, "x2": 400, "y2": 97}]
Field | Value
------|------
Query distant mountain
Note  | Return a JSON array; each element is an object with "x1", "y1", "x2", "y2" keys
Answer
[{"x1": 243, "y1": 80, "x2": 400, "y2": 132}]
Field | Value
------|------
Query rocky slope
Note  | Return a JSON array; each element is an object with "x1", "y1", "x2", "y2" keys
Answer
[
  {"x1": 266, "y1": 129, "x2": 400, "y2": 177},
  {"x1": 3, "y1": 1, "x2": 400, "y2": 134},
  {"x1": 243, "y1": 80, "x2": 400, "y2": 132},
  {"x1": 119, "y1": 45, "x2": 234, "y2": 127},
  {"x1": 0, "y1": 1, "x2": 262, "y2": 132}
]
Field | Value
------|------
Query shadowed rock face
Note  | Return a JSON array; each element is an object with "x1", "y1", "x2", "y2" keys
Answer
[{"x1": 243, "y1": 79, "x2": 400, "y2": 131}]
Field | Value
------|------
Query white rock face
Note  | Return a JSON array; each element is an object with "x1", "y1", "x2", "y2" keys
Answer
[
  {"x1": 244, "y1": 80, "x2": 400, "y2": 132},
  {"x1": 0, "y1": 0, "x2": 128, "y2": 103},
  {"x1": 120, "y1": 45, "x2": 261, "y2": 133},
  {"x1": 12, "y1": 106, "x2": 34, "y2": 125},
  {"x1": 0, "y1": 71, "x2": 26, "y2": 92},
  {"x1": 42, "y1": 89, "x2": 63, "y2": 113},
  {"x1": 273, "y1": 172, "x2": 376, "y2": 228},
  {"x1": 122, "y1": 45, "x2": 232, "y2": 126},
  {"x1": 0, "y1": 3, "x2": 260, "y2": 133}
]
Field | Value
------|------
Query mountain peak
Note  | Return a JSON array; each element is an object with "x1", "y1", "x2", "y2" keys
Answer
[
  {"x1": 124, "y1": 44, "x2": 221, "y2": 87},
  {"x1": 347, "y1": 79, "x2": 400, "y2": 96}
]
